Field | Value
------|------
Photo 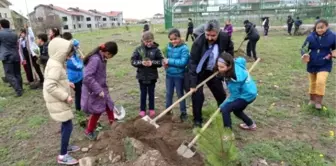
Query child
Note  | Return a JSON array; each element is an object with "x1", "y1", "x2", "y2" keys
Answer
[
  {"x1": 261, "y1": 17, "x2": 269, "y2": 36},
  {"x1": 301, "y1": 19, "x2": 336, "y2": 110},
  {"x1": 163, "y1": 29, "x2": 189, "y2": 121},
  {"x1": 81, "y1": 41, "x2": 118, "y2": 140},
  {"x1": 216, "y1": 52, "x2": 258, "y2": 130},
  {"x1": 43, "y1": 37, "x2": 80, "y2": 165},
  {"x1": 244, "y1": 20, "x2": 260, "y2": 61},
  {"x1": 36, "y1": 33, "x2": 49, "y2": 73},
  {"x1": 186, "y1": 18, "x2": 195, "y2": 42},
  {"x1": 62, "y1": 32, "x2": 84, "y2": 111},
  {"x1": 131, "y1": 31, "x2": 163, "y2": 117},
  {"x1": 49, "y1": 27, "x2": 61, "y2": 40},
  {"x1": 223, "y1": 19, "x2": 233, "y2": 40},
  {"x1": 294, "y1": 17, "x2": 302, "y2": 36}
]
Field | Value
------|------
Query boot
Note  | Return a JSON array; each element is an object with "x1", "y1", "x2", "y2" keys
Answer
[
  {"x1": 314, "y1": 95, "x2": 323, "y2": 110},
  {"x1": 308, "y1": 94, "x2": 316, "y2": 106}
]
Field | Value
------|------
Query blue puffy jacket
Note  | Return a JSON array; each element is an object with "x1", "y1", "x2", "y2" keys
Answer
[
  {"x1": 165, "y1": 42, "x2": 190, "y2": 78},
  {"x1": 301, "y1": 29, "x2": 336, "y2": 73},
  {"x1": 66, "y1": 39, "x2": 83, "y2": 83},
  {"x1": 220, "y1": 57, "x2": 258, "y2": 108}
]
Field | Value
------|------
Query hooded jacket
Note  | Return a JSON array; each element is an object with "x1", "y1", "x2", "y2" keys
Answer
[
  {"x1": 131, "y1": 42, "x2": 163, "y2": 82},
  {"x1": 165, "y1": 42, "x2": 190, "y2": 78},
  {"x1": 301, "y1": 29, "x2": 336, "y2": 73},
  {"x1": 220, "y1": 57, "x2": 258, "y2": 108},
  {"x1": 43, "y1": 37, "x2": 73, "y2": 122}
]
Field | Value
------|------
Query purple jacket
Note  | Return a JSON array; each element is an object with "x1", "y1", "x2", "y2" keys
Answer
[
  {"x1": 81, "y1": 53, "x2": 114, "y2": 114},
  {"x1": 224, "y1": 24, "x2": 233, "y2": 37}
]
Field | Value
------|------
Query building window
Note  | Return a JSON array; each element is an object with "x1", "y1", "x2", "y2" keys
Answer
[
  {"x1": 0, "y1": 13, "x2": 2, "y2": 18},
  {"x1": 103, "y1": 18, "x2": 107, "y2": 21},
  {"x1": 86, "y1": 17, "x2": 91, "y2": 21},
  {"x1": 87, "y1": 24, "x2": 92, "y2": 28},
  {"x1": 37, "y1": 17, "x2": 43, "y2": 22},
  {"x1": 73, "y1": 25, "x2": 76, "y2": 29},
  {"x1": 77, "y1": 16, "x2": 80, "y2": 21},
  {"x1": 62, "y1": 17, "x2": 68, "y2": 22},
  {"x1": 4, "y1": 13, "x2": 7, "y2": 18},
  {"x1": 78, "y1": 24, "x2": 81, "y2": 28},
  {"x1": 64, "y1": 25, "x2": 69, "y2": 30}
]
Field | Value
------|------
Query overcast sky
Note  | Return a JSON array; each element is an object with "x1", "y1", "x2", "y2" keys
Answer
[{"x1": 9, "y1": 0, "x2": 164, "y2": 19}]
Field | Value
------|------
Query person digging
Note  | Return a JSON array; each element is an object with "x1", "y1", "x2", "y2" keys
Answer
[{"x1": 188, "y1": 19, "x2": 234, "y2": 128}]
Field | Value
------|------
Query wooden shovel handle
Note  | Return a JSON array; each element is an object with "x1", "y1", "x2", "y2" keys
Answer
[{"x1": 151, "y1": 71, "x2": 219, "y2": 123}]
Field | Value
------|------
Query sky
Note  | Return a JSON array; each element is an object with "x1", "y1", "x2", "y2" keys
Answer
[{"x1": 8, "y1": 0, "x2": 164, "y2": 19}]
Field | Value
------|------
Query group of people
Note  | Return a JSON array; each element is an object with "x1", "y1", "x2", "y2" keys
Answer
[{"x1": 1, "y1": 16, "x2": 335, "y2": 165}]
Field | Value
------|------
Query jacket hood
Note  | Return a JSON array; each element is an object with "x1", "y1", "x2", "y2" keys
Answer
[
  {"x1": 48, "y1": 38, "x2": 72, "y2": 63},
  {"x1": 233, "y1": 57, "x2": 248, "y2": 82}
]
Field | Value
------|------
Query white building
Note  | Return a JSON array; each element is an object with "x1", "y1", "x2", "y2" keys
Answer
[
  {"x1": 28, "y1": 4, "x2": 123, "y2": 32},
  {"x1": 0, "y1": 0, "x2": 15, "y2": 29}
]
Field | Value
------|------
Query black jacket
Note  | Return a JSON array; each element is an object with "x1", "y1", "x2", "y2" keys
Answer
[
  {"x1": 188, "y1": 22, "x2": 194, "y2": 32},
  {"x1": 287, "y1": 18, "x2": 294, "y2": 25},
  {"x1": 131, "y1": 43, "x2": 163, "y2": 82},
  {"x1": 189, "y1": 32, "x2": 234, "y2": 88},
  {"x1": 143, "y1": 24, "x2": 149, "y2": 32},
  {"x1": 0, "y1": 29, "x2": 19, "y2": 63},
  {"x1": 245, "y1": 22, "x2": 260, "y2": 41},
  {"x1": 39, "y1": 42, "x2": 49, "y2": 64}
]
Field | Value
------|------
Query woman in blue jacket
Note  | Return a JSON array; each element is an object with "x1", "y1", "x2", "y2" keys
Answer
[
  {"x1": 217, "y1": 52, "x2": 258, "y2": 130},
  {"x1": 63, "y1": 32, "x2": 84, "y2": 111},
  {"x1": 163, "y1": 29, "x2": 190, "y2": 121},
  {"x1": 301, "y1": 19, "x2": 336, "y2": 110}
]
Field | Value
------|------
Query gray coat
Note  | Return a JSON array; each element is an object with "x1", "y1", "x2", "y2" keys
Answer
[{"x1": 0, "y1": 29, "x2": 19, "y2": 63}]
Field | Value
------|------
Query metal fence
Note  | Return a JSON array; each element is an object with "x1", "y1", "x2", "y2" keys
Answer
[{"x1": 164, "y1": 0, "x2": 336, "y2": 29}]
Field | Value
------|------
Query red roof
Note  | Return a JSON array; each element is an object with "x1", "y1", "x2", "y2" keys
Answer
[
  {"x1": 105, "y1": 11, "x2": 122, "y2": 17},
  {"x1": 35, "y1": 4, "x2": 82, "y2": 16},
  {"x1": 68, "y1": 7, "x2": 96, "y2": 16}
]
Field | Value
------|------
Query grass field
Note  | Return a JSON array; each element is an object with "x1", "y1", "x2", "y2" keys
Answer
[{"x1": 0, "y1": 25, "x2": 335, "y2": 166}]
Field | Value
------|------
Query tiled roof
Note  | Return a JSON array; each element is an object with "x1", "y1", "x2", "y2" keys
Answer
[
  {"x1": 105, "y1": 11, "x2": 122, "y2": 17},
  {"x1": 68, "y1": 7, "x2": 96, "y2": 16},
  {"x1": 35, "y1": 4, "x2": 82, "y2": 16},
  {"x1": 88, "y1": 9, "x2": 109, "y2": 17}
]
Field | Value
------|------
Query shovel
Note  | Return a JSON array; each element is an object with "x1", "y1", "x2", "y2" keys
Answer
[
  {"x1": 177, "y1": 58, "x2": 261, "y2": 158},
  {"x1": 114, "y1": 105, "x2": 126, "y2": 121},
  {"x1": 142, "y1": 71, "x2": 219, "y2": 128}
]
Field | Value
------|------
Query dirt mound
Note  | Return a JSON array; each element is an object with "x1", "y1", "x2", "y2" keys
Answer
[{"x1": 84, "y1": 116, "x2": 204, "y2": 166}]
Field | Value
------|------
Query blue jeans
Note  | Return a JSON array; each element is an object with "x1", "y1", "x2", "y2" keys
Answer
[
  {"x1": 221, "y1": 98, "x2": 254, "y2": 129},
  {"x1": 165, "y1": 76, "x2": 186, "y2": 113},
  {"x1": 61, "y1": 120, "x2": 73, "y2": 155}
]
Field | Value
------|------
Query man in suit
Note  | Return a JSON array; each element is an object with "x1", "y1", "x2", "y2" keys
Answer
[
  {"x1": 0, "y1": 19, "x2": 23, "y2": 96},
  {"x1": 189, "y1": 19, "x2": 234, "y2": 128}
]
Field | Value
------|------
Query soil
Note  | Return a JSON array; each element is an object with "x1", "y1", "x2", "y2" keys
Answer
[{"x1": 83, "y1": 115, "x2": 204, "y2": 166}]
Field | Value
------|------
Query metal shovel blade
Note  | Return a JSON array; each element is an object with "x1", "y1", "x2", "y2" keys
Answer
[
  {"x1": 141, "y1": 115, "x2": 160, "y2": 128},
  {"x1": 114, "y1": 105, "x2": 126, "y2": 120},
  {"x1": 177, "y1": 141, "x2": 197, "y2": 158}
]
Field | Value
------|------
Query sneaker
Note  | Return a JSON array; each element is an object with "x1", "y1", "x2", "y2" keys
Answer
[
  {"x1": 84, "y1": 131, "x2": 97, "y2": 141},
  {"x1": 315, "y1": 103, "x2": 322, "y2": 110},
  {"x1": 67, "y1": 145, "x2": 80, "y2": 153},
  {"x1": 239, "y1": 123, "x2": 257, "y2": 131},
  {"x1": 149, "y1": 110, "x2": 155, "y2": 117},
  {"x1": 180, "y1": 112, "x2": 188, "y2": 122},
  {"x1": 139, "y1": 111, "x2": 146, "y2": 117},
  {"x1": 57, "y1": 154, "x2": 78, "y2": 165}
]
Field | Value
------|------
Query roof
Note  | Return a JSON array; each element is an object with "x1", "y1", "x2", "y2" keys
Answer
[
  {"x1": 105, "y1": 11, "x2": 122, "y2": 17},
  {"x1": 2, "y1": 0, "x2": 12, "y2": 6},
  {"x1": 68, "y1": 7, "x2": 96, "y2": 16},
  {"x1": 11, "y1": 10, "x2": 28, "y2": 20},
  {"x1": 34, "y1": 4, "x2": 82, "y2": 16},
  {"x1": 88, "y1": 9, "x2": 109, "y2": 17},
  {"x1": 238, "y1": 0, "x2": 280, "y2": 3}
]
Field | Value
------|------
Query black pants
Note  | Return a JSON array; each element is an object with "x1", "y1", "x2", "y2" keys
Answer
[
  {"x1": 74, "y1": 80, "x2": 82, "y2": 111},
  {"x1": 23, "y1": 48, "x2": 44, "y2": 83},
  {"x1": 139, "y1": 80, "x2": 156, "y2": 111},
  {"x1": 2, "y1": 61, "x2": 23, "y2": 94},
  {"x1": 221, "y1": 98, "x2": 254, "y2": 129},
  {"x1": 247, "y1": 39, "x2": 259, "y2": 60},
  {"x1": 60, "y1": 120, "x2": 73, "y2": 155},
  {"x1": 186, "y1": 31, "x2": 195, "y2": 42},
  {"x1": 192, "y1": 70, "x2": 226, "y2": 123},
  {"x1": 264, "y1": 26, "x2": 269, "y2": 36},
  {"x1": 288, "y1": 24, "x2": 293, "y2": 35}
]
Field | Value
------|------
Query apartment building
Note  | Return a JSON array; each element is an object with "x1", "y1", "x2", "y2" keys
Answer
[
  {"x1": 0, "y1": 0, "x2": 15, "y2": 29},
  {"x1": 28, "y1": 4, "x2": 123, "y2": 32}
]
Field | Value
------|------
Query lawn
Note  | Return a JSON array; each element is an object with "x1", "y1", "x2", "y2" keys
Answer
[{"x1": 0, "y1": 25, "x2": 335, "y2": 166}]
